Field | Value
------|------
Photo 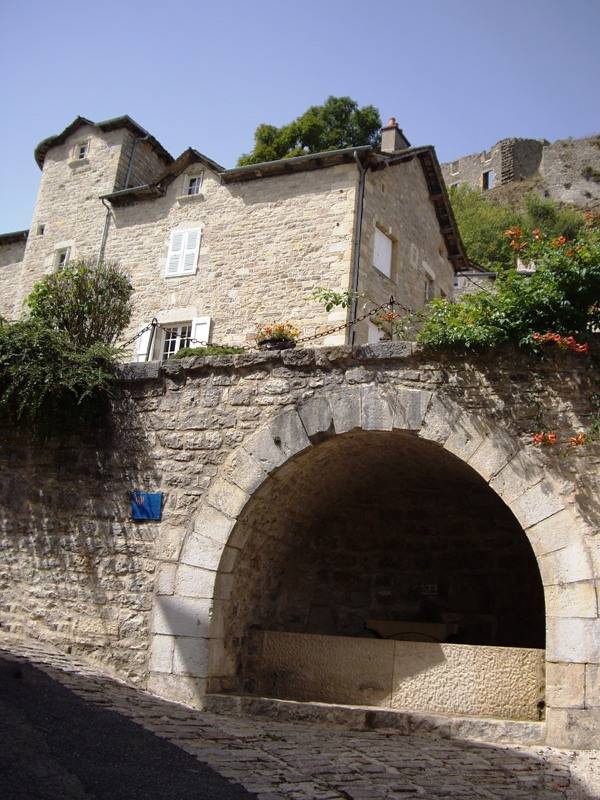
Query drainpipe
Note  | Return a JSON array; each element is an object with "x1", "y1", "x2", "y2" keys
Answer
[
  {"x1": 348, "y1": 150, "x2": 367, "y2": 345},
  {"x1": 97, "y1": 198, "x2": 112, "y2": 263}
]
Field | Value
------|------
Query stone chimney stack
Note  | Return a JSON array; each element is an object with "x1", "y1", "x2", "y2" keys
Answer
[{"x1": 380, "y1": 117, "x2": 411, "y2": 153}]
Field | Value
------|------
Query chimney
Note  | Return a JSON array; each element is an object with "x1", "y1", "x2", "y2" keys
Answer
[{"x1": 380, "y1": 117, "x2": 411, "y2": 153}]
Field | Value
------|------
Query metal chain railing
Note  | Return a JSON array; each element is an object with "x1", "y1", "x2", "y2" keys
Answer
[
  {"x1": 121, "y1": 318, "x2": 158, "y2": 348},
  {"x1": 122, "y1": 296, "x2": 417, "y2": 354}
]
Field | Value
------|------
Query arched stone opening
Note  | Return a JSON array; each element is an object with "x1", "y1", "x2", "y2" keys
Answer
[{"x1": 216, "y1": 429, "x2": 546, "y2": 720}]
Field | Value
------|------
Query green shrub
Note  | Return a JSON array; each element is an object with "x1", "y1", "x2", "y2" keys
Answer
[
  {"x1": 523, "y1": 193, "x2": 583, "y2": 240},
  {"x1": 449, "y1": 186, "x2": 585, "y2": 272},
  {"x1": 27, "y1": 258, "x2": 133, "y2": 347},
  {"x1": 449, "y1": 185, "x2": 517, "y2": 271},
  {"x1": 0, "y1": 319, "x2": 117, "y2": 435},
  {"x1": 173, "y1": 345, "x2": 246, "y2": 358},
  {"x1": 419, "y1": 225, "x2": 600, "y2": 349}
]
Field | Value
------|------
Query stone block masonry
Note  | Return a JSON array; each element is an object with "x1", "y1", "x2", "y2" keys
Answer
[
  {"x1": 441, "y1": 133, "x2": 600, "y2": 209},
  {"x1": 0, "y1": 342, "x2": 599, "y2": 748}
]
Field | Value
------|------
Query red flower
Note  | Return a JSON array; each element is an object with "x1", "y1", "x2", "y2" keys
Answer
[{"x1": 532, "y1": 431, "x2": 557, "y2": 446}]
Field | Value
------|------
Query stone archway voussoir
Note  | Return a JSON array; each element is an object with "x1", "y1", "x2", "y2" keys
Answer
[
  {"x1": 242, "y1": 409, "x2": 312, "y2": 473},
  {"x1": 297, "y1": 396, "x2": 334, "y2": 438},
  {"x1": 418, "y1": 393, "x2": 463, "y2": 445},
  {"x1": 360, "y1": 386, "x2": 394, "y2": 431},
  {"x1": 544, "y1": 581, "x2": 597, "y2": 619},
  {"x1": 489, "y1": 449, "x2": 547, "y2": 505},
  {"x1": 509, "y1": 481, "x2": 565, "y2": 529}
]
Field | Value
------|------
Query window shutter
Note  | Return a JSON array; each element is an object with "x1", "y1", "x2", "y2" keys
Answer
[
  {"x1": 367, "y1": 320, "x2": 383, "y2": 344},
  {"x1": 373, "y1": 228, "x2": 392, "y2": 278},
  {"x1": 182, "y1": 229, "x2": 202, "y2": 274},
  {"x1": 165, "y1": 231, "x2": 185, "y2": 275},
  {"x1": 135, "y1": 324, "x2": 153, "y2": 362},
  {"x1": 191, "y1": 316, "x2": 211, "y2": 346}
]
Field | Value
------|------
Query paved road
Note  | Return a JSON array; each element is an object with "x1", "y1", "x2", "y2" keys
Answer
[
  {"x1": 0, "y1": 636, "x2": 598, "y2": 800},
  {"x1": 0, "y1": 656, "x2": 253, "y2": 800}
]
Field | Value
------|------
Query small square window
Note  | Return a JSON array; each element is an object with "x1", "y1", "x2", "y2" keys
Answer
[
  {"x1": 187, "y1": 174, "x2": 203, "y2": 195},
  {"x1": 482, "y1": 150, "x2": 492, "y2": 162},
  {"x1": 36, "y1": 223, "x2": 45, "y2": 236},
  {"x1": 55, "y1": 248, "x2": 70, "y2": 270},
  {"x1": 450, "y1": 160, "x2": 459, "y2": 175},
  {"x1": 77, "y1": 142, "x2": 89, "y2": 160}
]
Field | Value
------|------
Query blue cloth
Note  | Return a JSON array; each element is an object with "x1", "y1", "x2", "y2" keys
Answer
[{"x1": 131, "y1": 491, "x2": 162, "y2": 521}]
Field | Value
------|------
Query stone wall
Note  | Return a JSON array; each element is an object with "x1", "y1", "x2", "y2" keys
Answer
[
  {"x1": 441, "y1": 134, "x2": 600, "y2": 210},
  {"x1": 104, "y1": 164, "x2": 358, "y2": 350},
  {"x1": 441, "y1": 143, "x2": 503, "y2": 190},
  {"x1": 0, "y1": 343, "x2": 599, "y2": 746},
  {"x1": 249, "y1": 631, "x2": 545, "y2": 720},
  {"x1": 453, "y1": 271, "x2": 497, "y2": 300},
  {"x1": 0, "y1": 238, "x2": 27, "y2": 318},
  {"x1": 14, "y1": 125, "x2": 130, "y2": 312},
  {"x1": 356, "y1": 158, "x2": 455, "y2": 342},
  {"x1": 540, "y1": 135, "x2": 600, "y2": 209},
  {"x1": 121, "y1": 132, "x2": 170, "y2": 191}
]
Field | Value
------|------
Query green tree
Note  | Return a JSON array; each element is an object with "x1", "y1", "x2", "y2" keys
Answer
[
  {"x1": 0, "y1": 320, "x2": 116, "y2": 434},
  {"x1": 238, "y1": 96, "x2": 381, "y2": 166},
  {"x1": 27, "y1": 258, "x2": 133, "y2": 348},
  {"x1": 0, "y1": 259, "x2": 134, "y2": 435}
]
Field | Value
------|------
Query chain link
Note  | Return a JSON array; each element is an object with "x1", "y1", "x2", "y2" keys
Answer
[
  {"x1": 124, "y1": 296, "x2": 417, "y2": 354},
  {"x1": 121, "y1": 318, "x2": 158, "y2": 348}
]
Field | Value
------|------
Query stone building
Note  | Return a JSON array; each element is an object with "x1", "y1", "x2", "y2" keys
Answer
[
  {"x1": 0, "y1": 116, "x2": 468, "y2": 353},
  {"x1": 442, "y1": 133, "x2": 600, "y2": 209},
  {"x1": 0, "y1": 344, "x2": 599, "y2": 749}
]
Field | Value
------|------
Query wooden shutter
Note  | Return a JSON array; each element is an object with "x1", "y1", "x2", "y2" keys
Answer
[
  {"x1": 191, "y1": 316, "x2": 211, "y2": 346},
  {"x1": 373, "y1": 228, "x2": 392, "y2": 278},
  {"x1": 135, "y1": 324, "x2": 152, "y2": 362},
  {"x1": 165, "y1": 231, "x2": 185, "y2": 275},
  {"x1": 182, "y1": 229, "x2": 202, "y2": 274}
]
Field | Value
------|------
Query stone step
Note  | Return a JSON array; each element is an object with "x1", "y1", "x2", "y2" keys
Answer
[{"x1": 205, "y1": 694, "x2": 546, "y2": 746}]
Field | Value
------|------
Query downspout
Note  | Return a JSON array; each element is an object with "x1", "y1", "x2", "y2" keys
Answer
[
  {"x1": 97, "y1": 198, "x2": 112, "y2": 263},
  {"x1": 348, "y1": 150, "x2": 367, "y2": 345}
]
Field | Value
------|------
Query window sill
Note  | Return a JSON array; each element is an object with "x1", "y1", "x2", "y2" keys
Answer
[
  {"x1": 176, "y1": 193, "x2": 205, "y2": 204},
  {"x1": 163, "y1": 270, "x2": 197, "y2": 279},
  {"x1": 68, "y1": 158, "x2": 90, "y2": 168},
  {"x1": 372, "y1": 264, "x2": 394, "y2": 280}
]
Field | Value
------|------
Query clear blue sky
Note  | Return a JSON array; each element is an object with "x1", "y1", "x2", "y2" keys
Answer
[{"x1": 1, "y1": 0, "x2": 599, "y2": 231}]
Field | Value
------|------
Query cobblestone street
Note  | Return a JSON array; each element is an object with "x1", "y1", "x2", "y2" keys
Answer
[{"x1": 0, "y1": 635, "x2": 598, "y2": 800}]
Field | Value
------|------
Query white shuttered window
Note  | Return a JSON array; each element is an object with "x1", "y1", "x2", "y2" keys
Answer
[
  {"x1": 165, "y1": 228, "x2": 202, "y2": 276},
  {"x1": 373, "y1": 228, "x2": 393, "y2": 278}
]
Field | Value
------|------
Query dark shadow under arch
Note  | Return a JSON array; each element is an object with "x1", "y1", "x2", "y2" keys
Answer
[{"x1": 220, "y1": 430, "x2": 545, "y2": 704}]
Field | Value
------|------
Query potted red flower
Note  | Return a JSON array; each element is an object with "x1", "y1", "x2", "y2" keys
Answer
[{"x1": 256, "y1": 321, "x2": 300, "y2": 351}]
